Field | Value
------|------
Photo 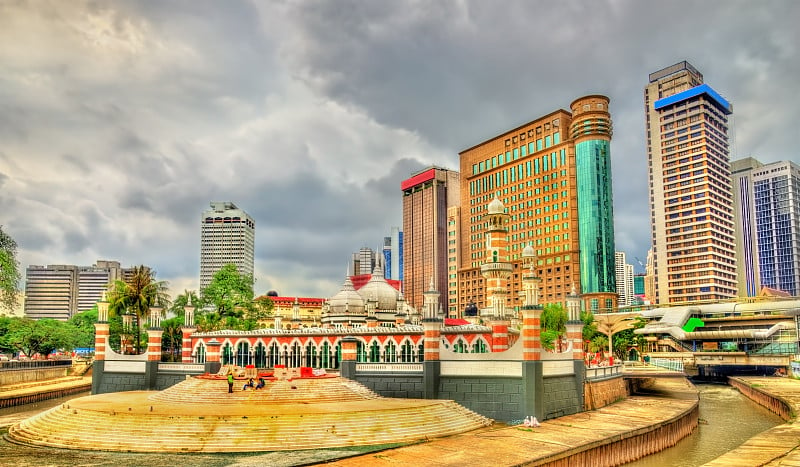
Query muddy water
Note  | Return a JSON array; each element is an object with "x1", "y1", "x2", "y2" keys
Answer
[{"x1": 625, "y1": 384, "x2": 784, "y2": 466}]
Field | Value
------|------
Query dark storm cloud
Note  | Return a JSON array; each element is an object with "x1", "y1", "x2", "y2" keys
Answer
[{"x1": 1, "y1": 0, "x2": 797, "y2": 297}]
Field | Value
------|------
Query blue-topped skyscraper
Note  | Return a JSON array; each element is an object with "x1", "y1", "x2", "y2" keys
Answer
[{"x1": 645, "y1": 62, "x2": 737, "y2": 304}]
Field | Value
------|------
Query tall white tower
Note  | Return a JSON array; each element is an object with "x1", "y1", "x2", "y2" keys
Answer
[{"x1": 200, "y1": 202, "x2": 255, "y2": 290}]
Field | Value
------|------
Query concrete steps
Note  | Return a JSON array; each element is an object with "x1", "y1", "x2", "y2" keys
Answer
[{"x1": 7, "y1": 377, "x2": 492, "y2": 452}]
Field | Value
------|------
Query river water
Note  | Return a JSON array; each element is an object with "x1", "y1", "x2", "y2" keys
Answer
[
  {"x1": 625, "y1": 383, "x2": 784, "y2": 466},
  {"x1": 0, "y1": 384, "x2": 786, "y2": 466}
]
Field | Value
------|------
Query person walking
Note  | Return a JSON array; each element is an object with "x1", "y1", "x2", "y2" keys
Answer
[{"x1": 227, "y1": 372, "x2": 234, "y2": 393}]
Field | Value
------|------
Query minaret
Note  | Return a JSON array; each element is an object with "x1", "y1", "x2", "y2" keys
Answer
[
  {"x1": 565, "y1": 283, "x2": 585, "y2": 362},
  {"x1": 520, "y1": 243, "x2": 543, "y2": 361},
  {"x1": 480, "y1": 195, "x2": 513, "y2": 319},
  {"x1": 291, "y1": 297, "x2": 302, "y2": 329},
  {"x1": 422, "y1": 277, "x2": 442, "y2": 399}
]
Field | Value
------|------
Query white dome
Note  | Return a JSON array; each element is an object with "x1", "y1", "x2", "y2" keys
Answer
[
  {"x1": 328, "y1": 276, "x2": 365, "y2": 314},
  {"x1": 488, "y1": 196, "x2": 505, "y2": 214},
  {"x1": 357, "y1": 262, "x2": 399, "y2": 310},
  {"x1": 522, "y1": 243, "x2": 536, "y2": 258}
]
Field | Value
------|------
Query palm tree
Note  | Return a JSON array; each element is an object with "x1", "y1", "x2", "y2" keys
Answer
[{"x1": 107, "y1": 266, "x2": 170, "y2": 354}]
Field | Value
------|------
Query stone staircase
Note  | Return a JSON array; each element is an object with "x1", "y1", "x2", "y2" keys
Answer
[{"x1": 7, "y1": 376, "x2": 492, "y2": 452}]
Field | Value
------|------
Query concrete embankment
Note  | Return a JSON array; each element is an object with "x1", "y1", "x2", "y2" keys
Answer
[
  {"x1": 328, "y1": 377, "x2": 699, "y2": 466},
  {"x1": 0, "y1": 376, "x2": 92, "y2": 409},
  {"x1": 703, "y1": 376, "x2": 800, "y2": 466}
]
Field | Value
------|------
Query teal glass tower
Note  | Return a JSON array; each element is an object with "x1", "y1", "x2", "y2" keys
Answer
[{"x1": 570, "y1": 96, "x2": 617, "y2": 311}]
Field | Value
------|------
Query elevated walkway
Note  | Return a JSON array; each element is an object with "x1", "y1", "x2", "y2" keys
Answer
[{"x1": 7, "y1": 375, "x2": 491, "y2": 452}]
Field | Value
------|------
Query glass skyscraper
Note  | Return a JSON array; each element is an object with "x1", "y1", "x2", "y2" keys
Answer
[{"x1": 735, "y1": 159, "x2": 800, "y2": 296}]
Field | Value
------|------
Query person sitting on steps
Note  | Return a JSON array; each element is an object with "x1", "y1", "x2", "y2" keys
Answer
[{"x1": 242, "y1": 378, "x2": 255, "y2": 391}]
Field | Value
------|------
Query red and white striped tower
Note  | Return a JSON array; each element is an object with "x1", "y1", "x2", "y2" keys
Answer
[
  {"x1": 146, "y1": 306, "x2": 163, "y2": 362},
  {"x1": 181, "y1": 305, "x2": 196, "y2": 363},
  {"x1": 422, "y1": 278, "x2": 442, "y2": 361},
  {"x1": 565, "y1": 283, "x2": 585, "y2": 361},
  {"x1": 521, "y1": 243, "x2": 543, "y2": 361},
  {"x1": 481, "y1": 196, "x2": 513, "y2": 351},
  {"x1": 94, "y1": 296, "x2": 110, "y2": 361}
]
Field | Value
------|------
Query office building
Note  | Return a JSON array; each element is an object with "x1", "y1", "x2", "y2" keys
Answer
[
  {"x1": 382, "y1": 227, "x2": 403, "y2": 282},
  {"x1": 200, "y1": 202, "x2": 255, "y2": 291},
  {"x1": 24, "y1": 260, "x2": 130, "y2": 321},
  {"x1": 644, "y1": 61, "x2": 737, "y2": 304},
  {"x1": 458, "y1": 95, "x2": 617, "y2": 313},
  {"x1": 402, "y1": 167, "x2": 460, "y2": 311},
  {"x1": 352, "y1": 247, "x2": 376, "y2": 276},
  {"x1": 733, "y1": 158, "x2": 800, "y2": 296},
  {"x1": 615, "y1": 252, "x2": 634, "y2": 307}
]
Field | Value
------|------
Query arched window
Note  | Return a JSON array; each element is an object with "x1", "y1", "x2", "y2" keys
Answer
[
  {"x1": 194, "y1": 342, "x2": 206, "y2": 363},
  {"x1": 400, "y1": 341, "x2": 414, "y2": 363},
  {"x1": 417, "y1": 343, "x2": 425, "y2": 362},
  {"x1": 305, "y1": 342, "x2": 317, "y2": 367},
  {"x1": 254, "y1": 342, "x2": 266, "y2": 367},
  {"x1": 369, "y1": 341, "x2": 380, "y2": 363},
  {"x1": 290, "y1": 342, "x2": 302, "y2": 367},
  {"x1": 236, "y1": 341, "x2": 250, "y2": 367},
  {"x1": 321, "y1": 342, "x2": 331, "y2": 368},
  {"x1": 453, "y1": 339, "x2": 467, "y2": 353},
  {"x1": 356, "y1": 341, "x2": 366, "y2": 362},
  {"x1": 269, "y1": 342, "x2": 280, "y2": 367},
  {"x1": 222, "y1": 343, "x2": 234, "y2": 365},
  {"x1": 384, "y1": 341, "x2": 397, "y2": 363},
  {"x1": 472, "y1": 339, "x2": 488, "y2": 353},
  {"x1": 334, "y1": 344, "x2": 341, "y2": 369}
]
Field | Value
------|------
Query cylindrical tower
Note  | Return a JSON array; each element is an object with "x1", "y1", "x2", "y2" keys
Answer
[{"x1": 570, "y1": 95, "x2": 618, "y2": 312}]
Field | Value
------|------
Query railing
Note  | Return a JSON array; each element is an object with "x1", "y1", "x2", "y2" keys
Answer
[
  {"x1": 0, "y1": 359, "x2": 73, "y2": 371},
  {"x1": 585, "y1": 364, "x2": 621, "y2": 380},
  {"x1": 649, "y1": 358, "x2": 684, "y2": 372},
  {"x1": 355, "y1": 363, "x2": 423, "y2": 373}
]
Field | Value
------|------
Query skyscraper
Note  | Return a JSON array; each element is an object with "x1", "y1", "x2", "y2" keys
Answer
[
  {"x1": 382, "y1": 227, "x2": 403, "y2": 281},
  {"x1": 401, "y1": 167, "x2": 460, "y2": 311},
  {"x1": 24, "y1": 260, "x2": 130, "y2": 321},
  {"x1": 733, "y1": 158, "x2": 800, "y2": 296},
  {"x1": 615, "y1": 252, "x2": 634, "y2": 306},
  {"x1": 200, "y1": 202, "x2": 255, "y2": 291},
  {"x1": 645, "y1": 62, "x2": 737, "y2": 304},
  {"x1": 352, "y1": 247, "x2": 376, "y2": 275},
  {"x1": 458, "y1": 95, "x2": 617, "y2": 313}
]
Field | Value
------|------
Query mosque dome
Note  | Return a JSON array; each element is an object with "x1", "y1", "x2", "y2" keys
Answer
[
  {"x1": 357, "y1": 260, "x2": 399, "y2": 310},
  {"x1": 487, "y1": 196, "x2": 505, "y2": 214},
  {"x1": 328, "y1": 275, "x2": 365, "y2": 315},
  {"x1": 522, "y1": 243, "x2": 536, "y2": 259}
]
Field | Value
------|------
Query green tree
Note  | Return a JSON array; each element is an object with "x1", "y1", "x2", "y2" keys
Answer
[
  {"x1": 107, "y1": 265, "x2": 170, "y2": 354},
  {"x1": 588, "y1": 335, "x2": 609, "y2": 354},
  {"x1": 541, "y1": 303, "x2": 568, "y2": 352},
  {"x1": 67, "y1": 307, "x2": 98, "y2": 348},
  {"x1": 160, "y1": 316, "x2": 183, "y2": 362},
  {"x1": 201, "y1": 264, "x2": 254, "y2": 318},
  {"x1": 250, "y1": 295, "x2": 274, "y2": 322},
  {"x1": 3, "y1": 318, "x2": 77, "y2": 357},
  {"x1": 0, "y1": 226, "x2": 21, "y2": 314}
]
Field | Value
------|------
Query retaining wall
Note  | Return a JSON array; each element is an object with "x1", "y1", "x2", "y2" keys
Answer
[
  {"x1": 538, "y1": 402, "x2": 699, "y2": 466},
  {"x1": 584, "y1": 376, "x2": 627, "y2": 410},
  {"x1": 728, "y1": 377, "x2": 794, "y2": 421},
  {"x1": 0, "y1": 383, "x2": 91, "y2": 409},
  {"x1": 0, "y1": 367, "x2": 69, "y2": 386}
]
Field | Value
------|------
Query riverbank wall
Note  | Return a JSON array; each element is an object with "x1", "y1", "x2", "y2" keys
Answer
[
  {"x1": 728, "y1": 377, "x2": 794, "y2": 421},
  {"x1": 703, "y1": 377, "x2": 800, "y2": 466}
]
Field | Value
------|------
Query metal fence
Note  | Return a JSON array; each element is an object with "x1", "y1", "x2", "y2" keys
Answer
[
  {"x1": 0, "y1": 359, "x2": 73, "y2": 371},
  {"x1": 649, "y1": 358, "x2": 684, "y2": 372}
]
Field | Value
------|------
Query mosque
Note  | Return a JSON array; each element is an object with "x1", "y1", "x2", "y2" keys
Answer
[{"x1": 7, "y1": 196, "x2": 605, "y2": 454}]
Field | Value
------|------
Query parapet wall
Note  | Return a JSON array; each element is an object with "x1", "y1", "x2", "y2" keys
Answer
[{"x1": 584, "y1": 376, "x2": 628, "y2": 410}]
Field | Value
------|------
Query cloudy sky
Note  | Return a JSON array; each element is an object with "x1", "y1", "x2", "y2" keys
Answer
[{"x1": 1, "y1": 0, "x2": 797, "y2": 300}]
